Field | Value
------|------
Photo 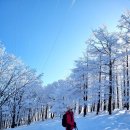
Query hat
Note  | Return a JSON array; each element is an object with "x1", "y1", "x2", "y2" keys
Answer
[{"x1": 67, "y1": 105, "x2": 73, "y2": 110}]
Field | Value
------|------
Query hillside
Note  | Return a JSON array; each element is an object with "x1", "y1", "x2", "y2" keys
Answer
[{"x1": 6, "y1": 110, "x2": 130, "y2": 130}]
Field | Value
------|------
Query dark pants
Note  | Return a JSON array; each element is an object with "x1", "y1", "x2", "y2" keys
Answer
[{"x1": 66, "y1": 124, "x2": 72, "y2": 130}]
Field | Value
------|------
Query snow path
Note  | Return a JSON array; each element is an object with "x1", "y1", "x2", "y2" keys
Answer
[{"x1": 6, "y1": 110, "x2": 130, "y2": 130}]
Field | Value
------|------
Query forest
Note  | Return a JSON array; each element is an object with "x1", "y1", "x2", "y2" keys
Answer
[{"x1": 1, "y1": 10, "x2": 130, "y2": 129}]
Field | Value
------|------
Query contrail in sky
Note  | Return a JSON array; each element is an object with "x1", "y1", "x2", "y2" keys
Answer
[{"x1": 71, "y1": 0, "x2": 76, "y2": 8}]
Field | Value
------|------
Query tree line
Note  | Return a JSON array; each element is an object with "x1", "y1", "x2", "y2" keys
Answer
[
  {"x1": 0, "y1": 44, "x2": 46, "y2": 129},
  {"x1": 1, "y1": 10, "x2": 130, "y2": 130},
  {"x1": 44, "y1": 11, "x2": 130, "y2": 117}
]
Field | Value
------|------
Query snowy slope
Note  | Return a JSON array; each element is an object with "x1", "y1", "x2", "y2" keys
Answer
[{"x1": 6, "y1": 110, "x2": 130, "y2": 130}]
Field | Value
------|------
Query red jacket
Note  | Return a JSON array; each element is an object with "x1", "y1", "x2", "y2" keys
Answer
[{"x1": 66, "y1": 110, "x2": 74, "y2": 130}]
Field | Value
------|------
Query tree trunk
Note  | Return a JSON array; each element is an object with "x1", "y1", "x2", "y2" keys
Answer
[
  {"x1": 108, "y1": 60, "x2": 112, "y2": 115},
  {"x1": 0, "y1": 106, "x2": 2, "y2": 129},
  {"x1": 97, "y1": 56, "x2": 101, "y2": 115},
  {"x1": 11, "y1": 105, "x2": 16, "y2": 128},
  {"x1": 45, "y1": 105, "x2": 48, "y2": 120},
  {"x1": 83, "y1": 104, "x2": 87, "y2": 117},
  {"x1": 27, "y1": 108, "x2": 32, "y2": 125},
  {"x1": 126, "y1": 50, "x2": 129, "y2": 110}
]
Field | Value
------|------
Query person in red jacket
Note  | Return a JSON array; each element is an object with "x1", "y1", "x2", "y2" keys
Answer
[{"x1": 65, "y1": 106, "x2": 75, "y2": 130}]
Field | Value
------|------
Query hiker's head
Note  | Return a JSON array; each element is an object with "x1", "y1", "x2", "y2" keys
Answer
[{"x1": 67, "y1": 105, "x2": 73, "y2": 111}]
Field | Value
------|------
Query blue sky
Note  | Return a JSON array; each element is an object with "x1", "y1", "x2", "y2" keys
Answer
[{"x1": 0, "y1": 0, "x2": 130, "y2": 85}]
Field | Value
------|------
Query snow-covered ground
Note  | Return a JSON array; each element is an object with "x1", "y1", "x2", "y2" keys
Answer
[{"x1": 6, "y1": 110, "x2": 130, "y2": 130}]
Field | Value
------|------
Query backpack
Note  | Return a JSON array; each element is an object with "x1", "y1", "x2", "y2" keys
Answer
[{"x1": 62, "y1": 113, "x2": 67, "y2": 127}]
